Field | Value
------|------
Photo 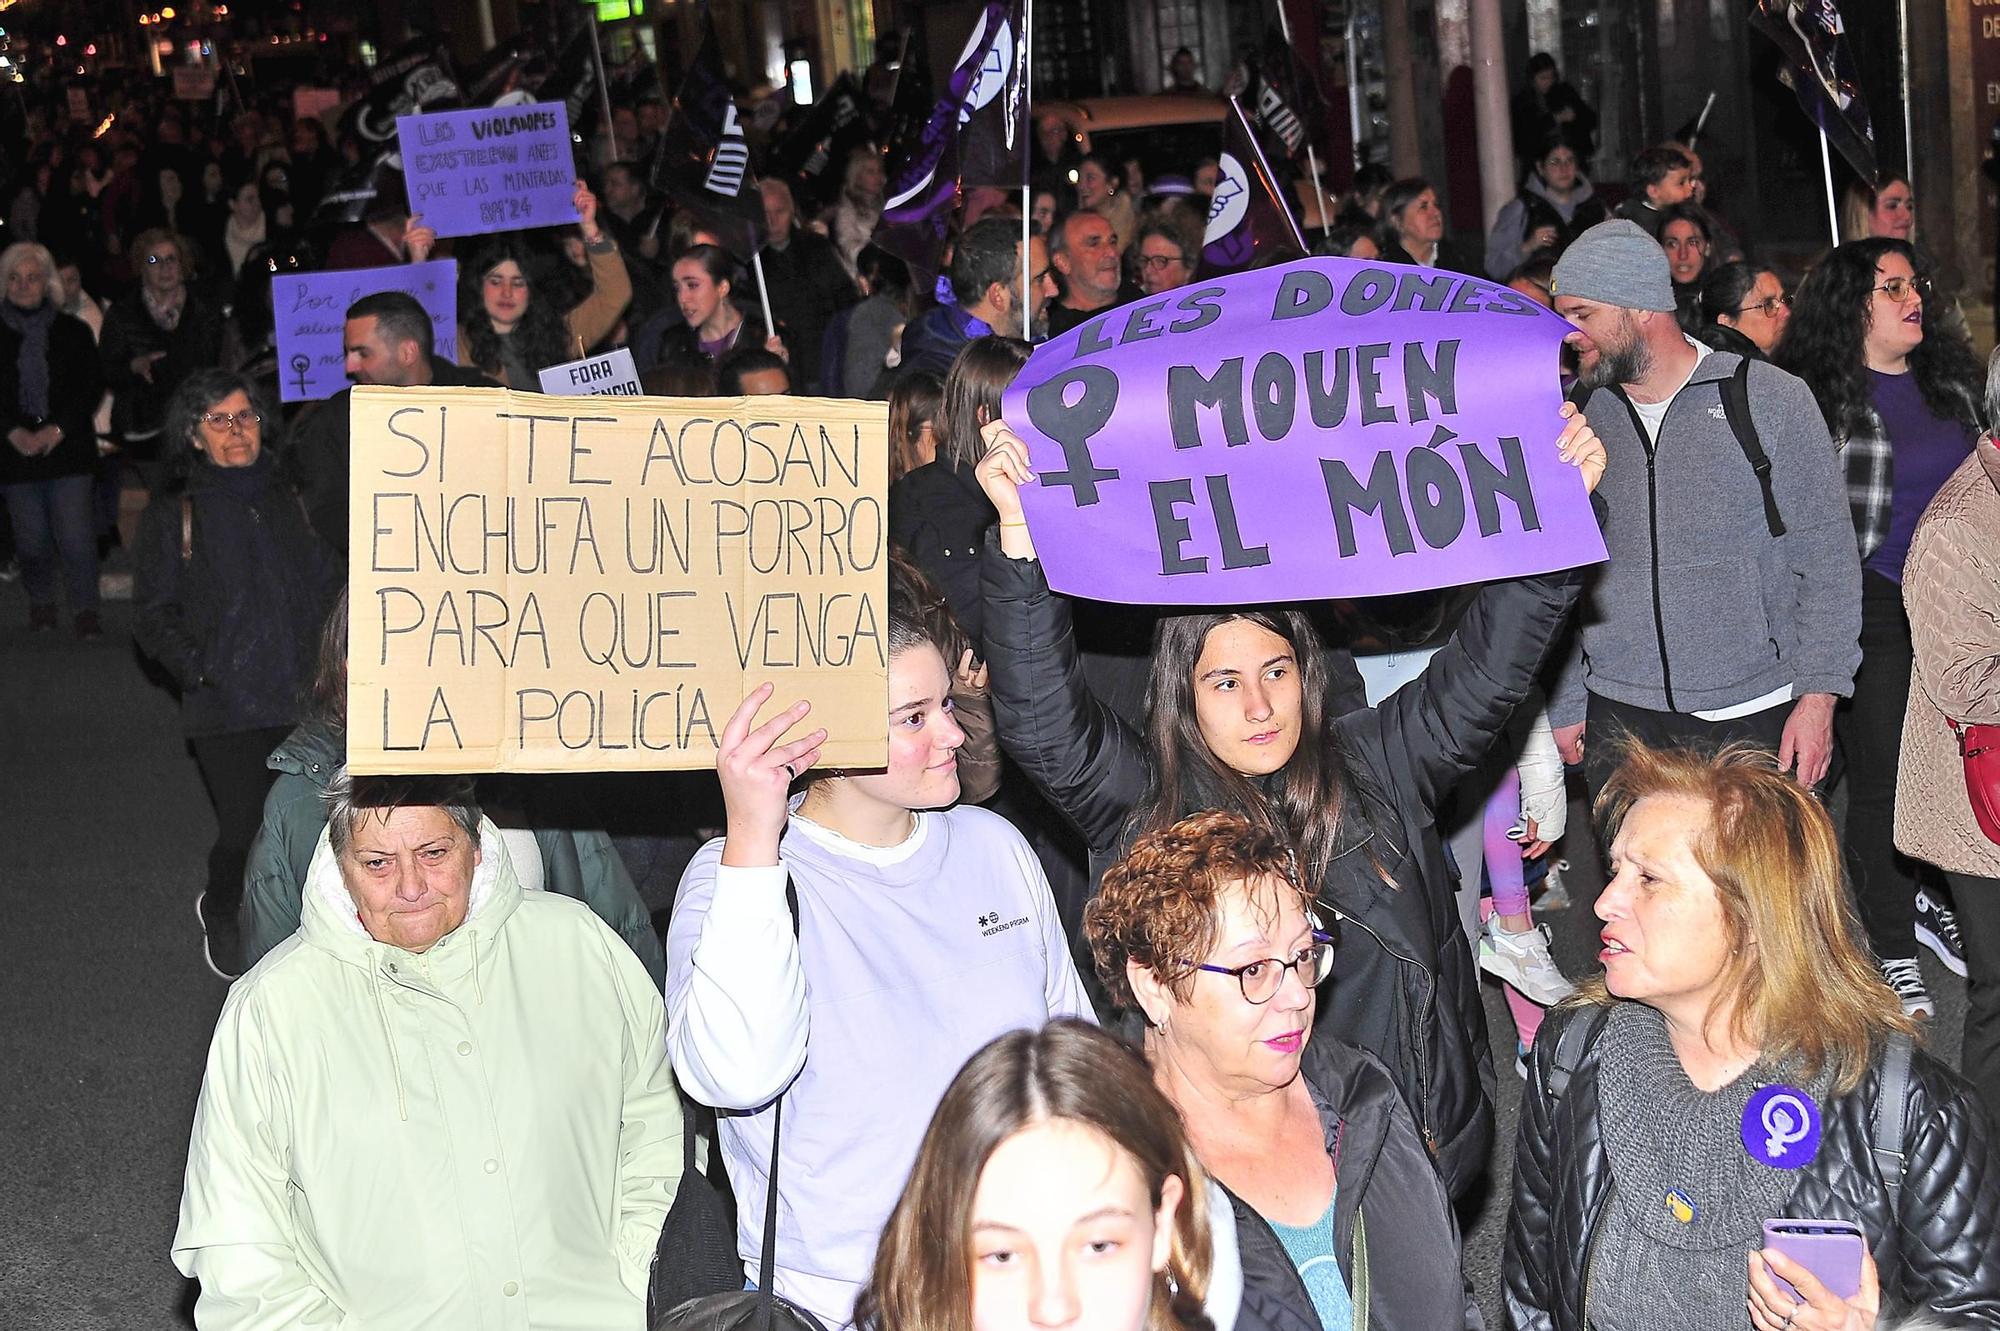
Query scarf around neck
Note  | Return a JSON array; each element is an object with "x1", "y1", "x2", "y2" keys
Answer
[{"x1": 0, "y1": 299, "x2": 57, "y2": 419}]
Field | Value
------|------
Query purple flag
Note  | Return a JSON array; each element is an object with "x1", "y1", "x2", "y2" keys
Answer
[
  {"x1": 1749, "y1": 0, "x2": 1877, "y2": 183},
  {"x1": 998, "y1": 257, "x2": 1606, "y2": 605},
  {"x1": 1197, "y1": 98, "x2": 1306, "y2": 279}
]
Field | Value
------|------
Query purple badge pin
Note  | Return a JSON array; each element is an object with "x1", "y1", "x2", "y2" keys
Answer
[{"x1": 1742, "y1": 1084, "x2": 1822, "y2": 1169}]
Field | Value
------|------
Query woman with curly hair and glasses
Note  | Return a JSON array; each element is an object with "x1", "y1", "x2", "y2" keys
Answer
[
  {"x1": 1085, "y1": 810, "x2": 1474, "y2": 1330},
  {"x1": 1778, "y1": 238, "x2": 1986, "y2": 1018}
]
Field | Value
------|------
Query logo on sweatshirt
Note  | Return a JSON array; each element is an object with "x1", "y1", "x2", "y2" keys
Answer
[{"x1": 977, "y1": 910, "x2": 1030, "y2": 937}]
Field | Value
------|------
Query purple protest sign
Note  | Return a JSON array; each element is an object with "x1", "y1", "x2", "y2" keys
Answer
[
  {"x1": 272, "y1": 260, "x2": 457, "y2": 403},
  {"x1": 999, "y1": 258, "x2": 1606, "y2": 605},
  {"x1": 397, "y1": 101, "x2": 579, "y2": 239}
]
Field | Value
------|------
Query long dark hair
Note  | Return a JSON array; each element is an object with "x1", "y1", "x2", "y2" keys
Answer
[
  {"x1": 1135, "y1": 610, "x2": 1354, "y2": 886},
  {"x1": 938, "y1": 336, "x2": 1031, "y2": 468},
  {"x1": 1776, "y1": 238, "x2": 1983, "y2": 436},
  {"x1": 458, "y1": 235, "x2": 571, "y2": 378}
]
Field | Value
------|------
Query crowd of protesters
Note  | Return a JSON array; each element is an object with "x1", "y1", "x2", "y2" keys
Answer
[{"x1": 4, "y1": 29, "x2": 1996, "y2": 1331}]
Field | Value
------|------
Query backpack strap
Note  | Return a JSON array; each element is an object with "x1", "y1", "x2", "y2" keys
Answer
[
  {"x1": 1872, "y1": 1031, "x2": 1915, "y2": 1211},
  {"x1": 180, "y1": 494, "x2": 193, "y2": 563},
  {"x1": 1546, "y1": 1004, "x2": 1611, "y2": 1104},
  {"x1": 1719, "y1": 358, "x2": 1786, "y2": 538}
]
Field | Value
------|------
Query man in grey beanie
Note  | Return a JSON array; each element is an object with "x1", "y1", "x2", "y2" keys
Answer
[{"x1": 1547, "y1": 220, "x2": 1861, "y2": 841}]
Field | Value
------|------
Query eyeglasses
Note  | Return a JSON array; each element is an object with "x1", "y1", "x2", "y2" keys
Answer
[
  {"x1": 1735, "y1": 294, "x2": 1793, "y2": 318},
  {"x1": 144, "y1": 253, "x2": 180, "y2": 267},
  {"x1": 1194, "y1": 932, "x2": 1335, "y2": 1004},
  {"x1": 1874, "y1": 275, "x2": 1931, "y2": 304},
  {"x1": 1139, "y1": 252, "x2": 1187, "y2": 272},
  {"x1": 201, "y1": 410, "x2": 262, "y2": 431}
]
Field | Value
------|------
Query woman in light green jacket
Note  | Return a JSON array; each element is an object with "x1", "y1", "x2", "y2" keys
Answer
[
  {"x1": 175, "y1": 774, "x2": 683, "y2": 1329},
  {"x1": 238, "y1": 589, "x2": 666, "y2": 986}
]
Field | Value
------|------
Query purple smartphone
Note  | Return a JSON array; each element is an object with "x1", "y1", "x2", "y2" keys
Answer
[{"x1": 1762, "y1": 1219, "x2": 1866, "y2": 1303}]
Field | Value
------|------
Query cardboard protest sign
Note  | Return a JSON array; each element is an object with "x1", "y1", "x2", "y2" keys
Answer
[
  {"x1": 1000, "y1": 257, "x2": 1606, "y2": 604},
  {"x1": 172, "y1": 65, "x2": 217, "y2": 101},
  {"x1": 293, "y1": 87, "x2": 342, "y2": 124},
  {"x1": 345, "y1": 387, "x2": 890, "y2": 774},
  {"x1": 397, "y1": 101, "x2": 580, "y2": 238},
  {"x1": 539, "y1": 348, "x2": 642, "y2": 398},
  {"x1": 273, "y1": 261, "x2": 458, "y2": 404}
]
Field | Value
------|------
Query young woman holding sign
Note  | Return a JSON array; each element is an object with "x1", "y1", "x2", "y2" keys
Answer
[
  {"x1": 972, "y1": 406, "x2": 1604, "y2": 1202},
  {"x1": 665, "y1": 561, "x2": 1094, "y2": 1331},
  {"x1": 450, "y1": 179, "x2": 631, "y2": 389}
]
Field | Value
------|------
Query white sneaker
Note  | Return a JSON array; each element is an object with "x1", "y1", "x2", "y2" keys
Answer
[
  {"x1": 1479, "y1": 919, "x2": 1576, "y2": 1006},
  {"x1": 1880, "y1": 957, "x2": 1934, "y2": 1018}
]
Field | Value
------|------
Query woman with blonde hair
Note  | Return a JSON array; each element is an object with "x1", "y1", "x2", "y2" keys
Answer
[
  {"x1": 858, "y1": 1020, "x2": 1211, "y2": 1331},
  {"x1": 1506, "y1": 740, "x2": 2000, "y2": 1331}
]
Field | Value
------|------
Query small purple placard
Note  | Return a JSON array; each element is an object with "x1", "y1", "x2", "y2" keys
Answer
[{"x1": 397, "y1": 101, "x2": 580, "y2": 239}]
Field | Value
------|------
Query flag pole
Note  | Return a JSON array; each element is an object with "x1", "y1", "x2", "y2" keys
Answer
[
  {"x1": 1230, "y1": 94, "x2": 1308, "y2": 253},
  {"x1": 1021, "y1": 0, "x2": 1034, "y2": 338},
  {"x1": 1270, "y1": 0, "x2": 1332, "y2": 237},
  {"x1": 590, "y1": 14, "x2": 620, "y2": 163},
  {"x1": 1817, "y1": 127, "x2": 1839, "y2": 243},
  {"x1": 1687, "y1": 91, "x2": 1716, "y2": 148},
  {"x1": 752, "y1": 250, "x2": 778, "y2": 350}
]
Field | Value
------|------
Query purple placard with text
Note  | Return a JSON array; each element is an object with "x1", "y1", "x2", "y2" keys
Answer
[
  {"x1": 272, "y1": 260, "x2": 457, "y2": 403},
  {"x1": 397, "y1": 101, "x2": 580, "y2": 239},
  {"x1": 1000, "y1": 257, "x2": 1605, "y2": 605}
]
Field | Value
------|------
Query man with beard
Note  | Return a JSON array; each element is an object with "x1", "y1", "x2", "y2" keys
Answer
[
  {"x1": 898, "y1": 217, "x2": 1058, "y2": 378},
  {"x1": 1546, "y1": 220, "x2": 1860, "y2": 798}
]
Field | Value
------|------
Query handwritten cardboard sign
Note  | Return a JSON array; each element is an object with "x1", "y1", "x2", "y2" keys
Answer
[
  {"x1": 1000, "y1": 257, "x2": 1606, "y2": 604},
  {"x1": 345, "y1": 386, "x2": 891, "y2": 774},
  {"x1": 172, "y1": 65, "x2": 217, "y2": 101},
  {"x1": 397, "y1": 101, "x2": 581, "y2": 238},
  {"x1": 539, "y1": 347, "x2": 643, "y2": 397},
  {"x1": 272, "y1": 261, "x2": 458, "y2": 404}
]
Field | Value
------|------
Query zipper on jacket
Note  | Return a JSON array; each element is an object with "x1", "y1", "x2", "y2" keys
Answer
[
  {"x1": 1330, "y1": 906, "x2": 1438, "y2": 1151},
  {"x1": 1614, "y1": 389, "x2": 1676, "y2": 712}
]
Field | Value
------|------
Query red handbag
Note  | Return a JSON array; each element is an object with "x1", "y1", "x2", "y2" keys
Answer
[{"x1": 1949, "y1": 719, "x2": 2000, "y2": 845}]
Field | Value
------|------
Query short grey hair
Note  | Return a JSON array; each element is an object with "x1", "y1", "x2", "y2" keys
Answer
[
  {"x1": 0, "y1": 242, "x2": 66, "y2": 308},
  {"x1": 323, "y1": 769, "x2": 481, "y2": 855}
]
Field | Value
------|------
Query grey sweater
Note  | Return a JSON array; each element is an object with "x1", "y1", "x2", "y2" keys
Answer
[{"x1": 1550, "y1": 351, "x2": 1862, "y2": 726}]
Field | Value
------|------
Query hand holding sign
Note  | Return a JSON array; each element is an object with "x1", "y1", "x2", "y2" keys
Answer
[
  {"x1": 974, "y1": 419, "x2": 1038, "y2": 559},
  {"x1": 717, "y1": 682, "x2": 828, "y2": 868},
  {"x1": 574, "y1": 180, "x2": 604, "y2": 244},
  {"x1": 998, "y1": 257, "x2": 1609, "y2": 604},
  {"x1": 405, "y1": 214, "x2": 437, "y2": 263}
]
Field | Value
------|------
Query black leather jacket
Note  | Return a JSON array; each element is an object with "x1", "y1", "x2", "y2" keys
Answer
[
  {"x1": 1219, "y1": 1037, "x2": 1479, "y2": 1331},
  {"x1": 979, "y1": 542, "x2": 1583, "y2": 1199},
  {"x1": 1506, "y1": 1005, "x2": 2000, "y2": 1330}
]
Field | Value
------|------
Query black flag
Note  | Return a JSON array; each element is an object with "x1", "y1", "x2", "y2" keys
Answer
[
  {"x1": 1196, "y1": 98, "x2": 1306, "y2": 278},
  {"x1": 538, "y1": 26, "x2": 604, "y2": 138},
  {"x1": 1749, "y1": 0, "x2": 1877, "y2": 183},
  {"x1": 652, "y1": 10, "x2": 766, "y2": 259},
  {"x1": 767, "y1": 74, "x2": 873, "y2": 208},
  {"x1": 343, "y1": 37, "x2": 460, "y2": 145},
  {"x1": 1249, "y1": 23, "x2": 1323, "y2": 166},
  {"x1": 954, "y1": 0, "x2": 1029, "y2": 188}
]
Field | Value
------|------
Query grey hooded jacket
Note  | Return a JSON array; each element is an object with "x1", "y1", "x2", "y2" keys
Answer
[{"x1": 1550, "y1": 350, "x2": 1861, "y2": 726}]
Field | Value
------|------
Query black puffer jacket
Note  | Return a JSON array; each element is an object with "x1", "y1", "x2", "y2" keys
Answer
[
  {"x1": 1506, "y1": 1005, "x2": 2000, "y2": 1330},
  {"x1": 979, "y1": 543, "x2": 1583, "y2": 1199},
  {"x1": 1215, "y1": 1036, "x2": 1479, "y2": 1331},
  {"x1": 133, "y1": 452, "x2": 341, "y2": 738}
]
